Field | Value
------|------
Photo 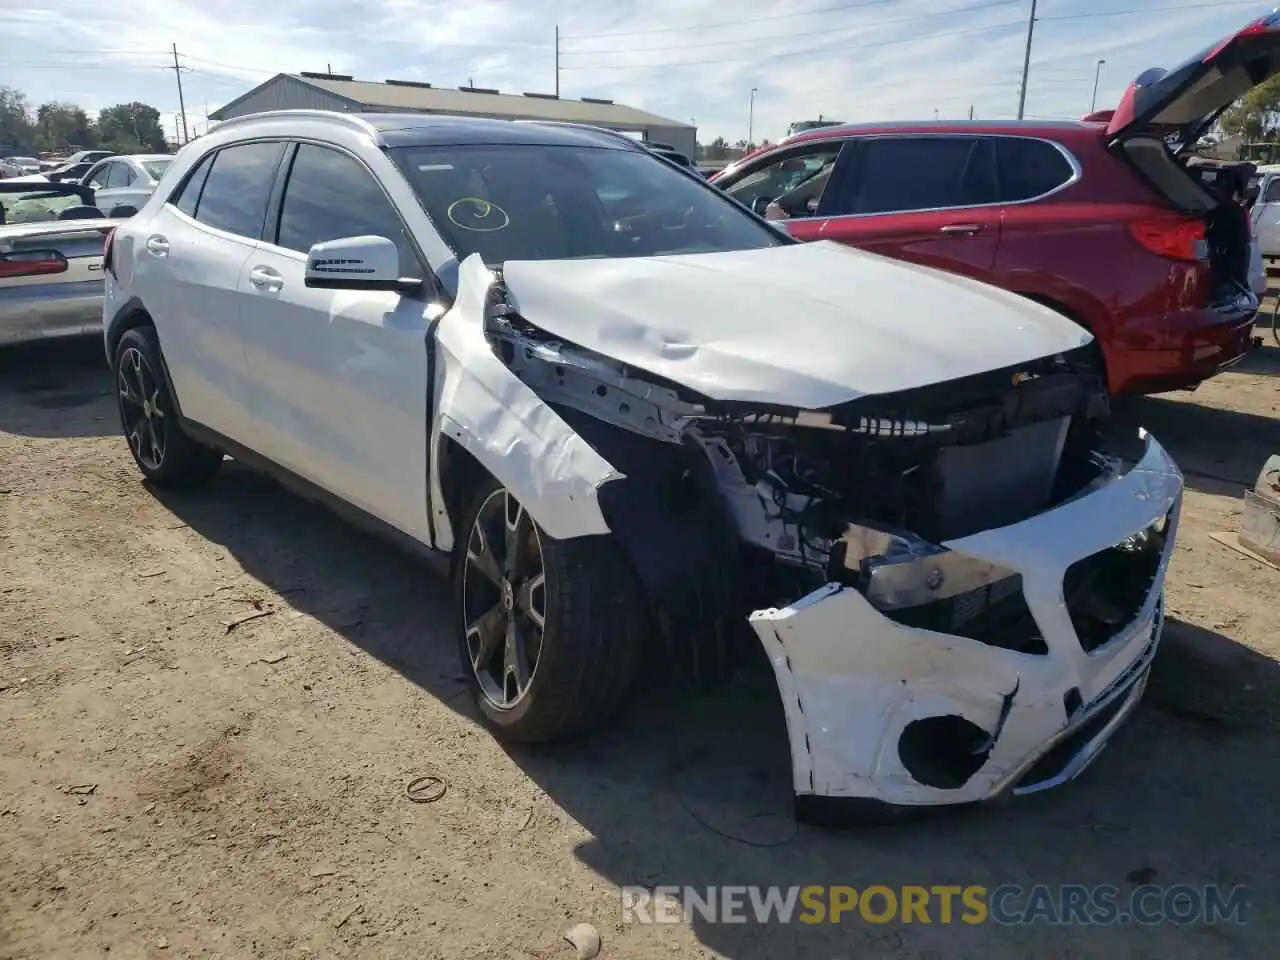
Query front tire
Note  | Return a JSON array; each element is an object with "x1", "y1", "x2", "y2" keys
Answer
[
  {"x1": 114, "y1": 326, "x2": 223, "y2": 489},
  {"x1": 453, "y1": 478, "x2": 647, "y2": 743}
]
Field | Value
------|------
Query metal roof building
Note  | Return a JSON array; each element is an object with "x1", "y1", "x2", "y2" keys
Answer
[{"x1": 209, "y1": 73, "x2": 696, "y2": 158}]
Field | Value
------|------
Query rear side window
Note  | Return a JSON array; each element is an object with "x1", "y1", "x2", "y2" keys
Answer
[
  {"x1": 997, "y1": 138, "x2": 1075, "y2": 202},
  {"x1": 105, "y1": 162, "x2": 136, "y2": 189},
  {"x1": 192, "y1": 142, "x2": 285, "y2": 239},
  {"x1": 849, "y1": 137, "x2": 997, "y2": 215},
  {"x1": 274, "y1": 144, "x2": 418, "y2": 274},
  {"x1": 170, "y1": 153, "x2": 213, "y2": 217},
  {"x1": 1262, "y1": 177, "x2": 1280, "y2": 204}
]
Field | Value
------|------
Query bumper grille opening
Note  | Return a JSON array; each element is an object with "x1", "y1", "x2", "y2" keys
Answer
[
  {"x1": 886, "y1": 575, "x2": 1048, "y2": 654},
  {"x1": 1063, "y1": 518, "x2": 1166, "y2": 653},
  {"x1": 1016, "y1": 686, "x2": 1133, "y2": 790}
]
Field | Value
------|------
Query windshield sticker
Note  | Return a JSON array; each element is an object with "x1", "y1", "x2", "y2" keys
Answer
[{"x1": 447, "y1": 198, "x2": 510, "y2": 232}]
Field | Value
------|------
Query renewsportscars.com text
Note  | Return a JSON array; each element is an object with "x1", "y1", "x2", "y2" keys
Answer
[{"x1": 621, "y1": 884, "x2": 1249, "y2": 926}]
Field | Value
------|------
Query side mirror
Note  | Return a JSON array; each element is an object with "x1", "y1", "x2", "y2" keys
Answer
[
  {"x1": 108, "y1": 204, "x2": 136, "y2": 218},
  {"x1": 304, "y1": 235, "x2": 422, "y2": 293}
]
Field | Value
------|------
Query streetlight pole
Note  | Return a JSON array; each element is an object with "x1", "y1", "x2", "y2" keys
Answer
[
  {"x1": 1016, "y1": 0, "x2": 1038, "y2": 120},
  {"x1": 1090, "y1": 58, "x2": 1106, "y2": 113},
  {"x1": 748, "y1": 87, "x2": 758, "y2": 149}
]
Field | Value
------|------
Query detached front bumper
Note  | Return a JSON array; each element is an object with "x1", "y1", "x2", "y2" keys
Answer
[{"x1": 748, "y1": 430, "x2": 1183, "y2": 814}]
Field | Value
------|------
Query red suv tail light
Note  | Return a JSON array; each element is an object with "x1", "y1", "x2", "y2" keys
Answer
[
  {"x1": 1129, "y1": 216, "x2": 1207, "y2": 262},
  {"x1": 0, "y1": 249, "x2": 68, "y2": 279}
]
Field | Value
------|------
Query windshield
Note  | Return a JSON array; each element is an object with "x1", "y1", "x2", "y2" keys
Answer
[
  {"x1": 0, "y1": 189, "x2": 90, "y2": 225},
  {"x1": 389, "y1": 144, "x2": 783, "y2": 264},
  {"x1": 143, "y1": 159, "x2": 172, "y2": 180},
  {"x1": 10, "y1": 157, "x2": 39, "y2": 167}
]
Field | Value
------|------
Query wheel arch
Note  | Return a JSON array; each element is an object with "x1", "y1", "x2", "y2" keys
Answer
[
  {"x1": 104, "y1": 297, "x2": 155, "y2": 368},
  {"x1": 106, "y1": 300, "x2": 187, "y2": 418},
  {"x1": 1015, "y1": 290, "x2": 1113, "y2": 390}
]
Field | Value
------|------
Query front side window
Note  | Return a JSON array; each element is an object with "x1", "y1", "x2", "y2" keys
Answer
[
  {"x1": 1262, "y1": 177, "x2": 1280, "y2": 205},
  {"x1": 274, "y1": 144, "x2": 418, "y2": 274},
  {"x1": 390, "y1": 143, "x2": 784, "y2": 265},
  {"x1": 850, "y1": 136, "x2": 998, "y2": 215},
  {"x1": 84, "y1": 163, "x2": 110, "y2": 190},
  {"x1": 721, "y1": 145, "x2": 844, "y2": 216},
  {"x1": 192, "y1": 141, "x2": 285, "y2": 239}
]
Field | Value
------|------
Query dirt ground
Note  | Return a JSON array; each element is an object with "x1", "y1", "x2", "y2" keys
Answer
[{"x1": 2, "y1": 333, "x2": 1278, "y2": 960}]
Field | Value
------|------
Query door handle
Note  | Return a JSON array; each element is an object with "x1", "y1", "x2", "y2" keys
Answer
[
  {"x1": 145, "y1": 235, "x2": 169, "y2": 256},
  {"x1": 939, "y1": 223, "x2": 981, "y2": 236},
  {"x1": 249, "y1": 266, "x2": 283, "y2": 290}
]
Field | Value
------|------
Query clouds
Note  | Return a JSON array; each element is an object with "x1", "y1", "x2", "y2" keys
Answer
[{"x1": 1, "y1": 0, "x2": 1271, "y2": 143}]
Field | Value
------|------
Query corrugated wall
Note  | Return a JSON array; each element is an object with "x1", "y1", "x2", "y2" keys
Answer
[{"x1": 215, "y1": 76, "x2": 353, "y2": 119}]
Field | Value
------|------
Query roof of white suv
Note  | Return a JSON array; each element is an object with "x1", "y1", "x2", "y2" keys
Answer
[{"x1": 212, "y1": 110, "x2": 644, "y2": 151}]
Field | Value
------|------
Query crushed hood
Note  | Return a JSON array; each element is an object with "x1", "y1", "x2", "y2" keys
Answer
[{"x1": 500, "y1": 241, "x2": 1092, "y2": 408}]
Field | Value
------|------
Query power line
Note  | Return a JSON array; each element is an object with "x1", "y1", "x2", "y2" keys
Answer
[
  {"x1": 1037, "y1": 0, "x2": 1262, "y2": 21},
  {"x1": 561, "y1": 0, "x2": 1020, "y2": 57},
  {"x1": 559, "y1": 19, "x2": 1027, "y2": 70},
  {"x1": 560, "y1": 0, "x2": 900, "y2": 39}
]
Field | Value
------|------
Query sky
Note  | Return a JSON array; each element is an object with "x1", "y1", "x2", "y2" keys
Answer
[{"x1": 2, "y1": 0, "x2": 1276, "y2": 145}]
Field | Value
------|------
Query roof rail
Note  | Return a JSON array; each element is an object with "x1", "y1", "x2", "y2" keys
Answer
[
  {"x1": 205, "y1": 109, "x2": 383, "y2": 141},
  {"x1": 513, "y1": 119, "x2": 643, "y2": 149}
]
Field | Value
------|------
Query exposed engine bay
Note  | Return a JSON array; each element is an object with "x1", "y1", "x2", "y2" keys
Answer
[{"x1": 482, "y1": 275, "x2": 1113, "y2": 622}]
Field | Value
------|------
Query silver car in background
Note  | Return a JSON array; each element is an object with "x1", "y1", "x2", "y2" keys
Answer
[
  {"x1": 0, "y1": 181, "x2": 120, "y2": 345},
  {"x1": 81, "y1": 154, "x2": 173, "y2": 217}
]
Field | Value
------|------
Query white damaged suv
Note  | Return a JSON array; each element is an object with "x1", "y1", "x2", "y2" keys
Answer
[{"x1": 102, "y1": 111, "x2": 1182, "y2": 821}]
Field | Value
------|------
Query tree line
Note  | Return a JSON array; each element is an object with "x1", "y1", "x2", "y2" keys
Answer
[{"x1": 1, "y1": 85, "x2": 169, "y2": 156}]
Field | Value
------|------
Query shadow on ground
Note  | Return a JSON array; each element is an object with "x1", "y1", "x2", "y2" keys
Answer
[
  {"x1": 157, "y1": 464, "x2": 1280, "y2": 959},
  {"x1": 1106, "y1": 391, "x2": 1280, "y2": 497},
  {"x1": 0, "y1": 337, "x2": 115, "y2": 439}
]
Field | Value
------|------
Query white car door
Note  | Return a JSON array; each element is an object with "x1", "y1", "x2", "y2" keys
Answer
[
  {"x1": 82, "y1": 161, "x2": 112, "y2": 209},
  {"x1": 134, "y1": 141, "x2": 287, "y2": 443},
  {"x1": 239, "y1": 141, "x2": 432, "y2": 542},
  {"x1": 1252, "y1": 173, "x2": 1280, "y2": 257}
]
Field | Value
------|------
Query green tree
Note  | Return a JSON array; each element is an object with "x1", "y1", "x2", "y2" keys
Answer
[
  {"x1": 1219, "y1": 74, "x2": 1280, "y2": 145},
  {"x1": 95, "y1": 101, "x2": 167, "y2": 153},
  {"x1": 0, "y1": 86, "x2": 35, "y2": 150},
  {"x1": 34, "y1": 102, "x2": 96, "y2": 152},
  {"x1": 704, "y1": 136, "x2": 730, "y2": 161}
]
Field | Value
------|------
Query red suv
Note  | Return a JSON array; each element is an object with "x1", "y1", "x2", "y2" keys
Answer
[{"x1": 711, "y1": 15, "x2": 1278, "y2": 396}]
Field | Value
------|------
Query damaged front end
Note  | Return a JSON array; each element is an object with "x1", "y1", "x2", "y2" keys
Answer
[{"x1": 479, "y1": 265, "x2": 1182, "y2": 816}]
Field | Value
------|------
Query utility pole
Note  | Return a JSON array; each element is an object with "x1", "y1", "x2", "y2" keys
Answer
[
  {"x1": 1090, "y1": 58, "x2": 1106, "y2": 113},
  {"x1": 172, "y1": 42, "x2": 189, "y2": 145},
  {"x1": 748, "y1": 87, "x2": 758, "y2": 148},
  {"x1": 1016, "y1": 0, "x2": 1037, "y2": 121},
  {"x1": 555, "y1": 26, "x2": 560, "y2": 97},
  {"x1": 969, "y1": 104, "x2": 975, "y2": 120}
]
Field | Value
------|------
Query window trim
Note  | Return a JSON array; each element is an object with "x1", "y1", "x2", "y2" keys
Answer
[
  {"x1": 757, "y1": 133, "x2": 1082, "y2": 223},
  {"x1": 162, "y1": 138, "x2": 290, "y2": 241},
  {"x1": 83, "y1": 161, "x2": 111, "y2": 190},
  {"x1": 264, "y1": 137, "x2": 440, "y2": 298}
]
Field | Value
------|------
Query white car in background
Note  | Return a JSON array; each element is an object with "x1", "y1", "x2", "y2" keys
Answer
[
  {"x1": 102, "y1": 110, "x2": 1181, "y2": 823},
  {"x1": 1, "y1": 156, "x2": 42, "y2": 178},
  {"x1": 82, "y1": 154, "x2": 173, "y2": 217},
  {"x1": 1251, "y1": 164, "x2": 1280, "y2": 257}
]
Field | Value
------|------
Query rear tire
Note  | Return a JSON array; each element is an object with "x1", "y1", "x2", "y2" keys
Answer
[
  {"x1": 114, "y1": 326, "x2": 223, "y2": 489},
  {"x1": 453, "y1": 477, "x2": 647, "y2": 743}
]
